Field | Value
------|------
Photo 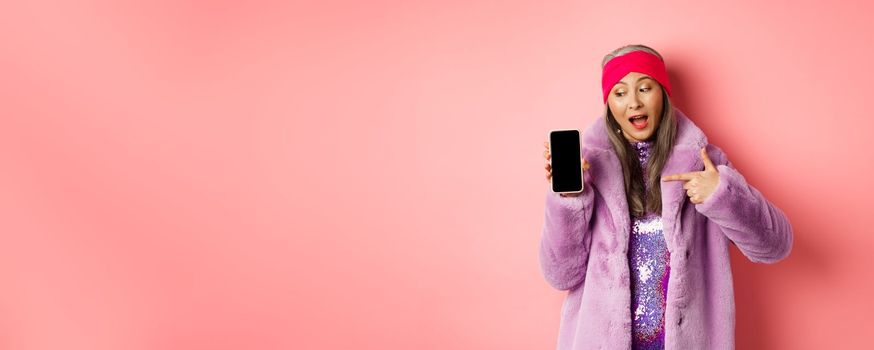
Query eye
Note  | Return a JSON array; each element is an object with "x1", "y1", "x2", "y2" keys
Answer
[
  {"x1": 614, "y1": 91, "x2": 625, "y2": 97},
  {"x1": 639, "y1": 87, "x2": 651, "y2": 92}
]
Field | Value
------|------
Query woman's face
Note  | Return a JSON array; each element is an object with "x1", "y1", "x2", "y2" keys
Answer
[{"x1": 607, "y1": 71, "x2": 664, "y2": 142}]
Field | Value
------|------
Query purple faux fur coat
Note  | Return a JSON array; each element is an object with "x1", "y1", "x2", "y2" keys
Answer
[{"x1": 539, "y1": 106, "x2": 793, "y2": 349}]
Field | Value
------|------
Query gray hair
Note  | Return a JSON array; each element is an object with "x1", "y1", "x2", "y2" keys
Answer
[
  {"x1": 601, "y1": 44, "x2": 665, "y2": 68},
  {"x1": 601, "y1": 44, "x2": 676, "y2": 217}
]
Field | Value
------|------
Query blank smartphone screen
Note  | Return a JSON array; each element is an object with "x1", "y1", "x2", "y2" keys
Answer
[{"x1": 550, "y1": 130, "x2": 583, "y2": 193}]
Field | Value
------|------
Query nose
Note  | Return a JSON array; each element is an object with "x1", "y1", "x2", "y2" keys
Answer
[
  {"x1": 628, "y1": 90, "x2": 643, "y2": 110},
  {"x1": 628, "y1": 97, "x2": 642, "y2": 110}
]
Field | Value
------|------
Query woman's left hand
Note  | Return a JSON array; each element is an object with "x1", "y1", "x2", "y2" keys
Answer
[{"x1": 661, "y1": 147, "x2": 720, "y2": 204}]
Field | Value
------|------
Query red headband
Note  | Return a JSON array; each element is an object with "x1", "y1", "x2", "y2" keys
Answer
[{"x1": 601, "y1": 50, "x2": 672, "y2": 103}]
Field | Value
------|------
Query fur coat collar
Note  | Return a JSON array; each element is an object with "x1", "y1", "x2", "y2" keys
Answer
[{"x1": 581, "y1": 106, "x2": 708, "y2": 256}]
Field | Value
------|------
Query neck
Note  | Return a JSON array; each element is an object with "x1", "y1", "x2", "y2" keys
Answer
[{"x1": 623, "y1": 132, "x2": 653, "y2": 143}]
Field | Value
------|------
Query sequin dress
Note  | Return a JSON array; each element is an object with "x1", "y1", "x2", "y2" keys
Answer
[{"x1": 628, "y1": 140, "x2": 670, "y2": 350}]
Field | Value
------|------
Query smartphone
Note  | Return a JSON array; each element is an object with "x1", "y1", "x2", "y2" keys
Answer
[{"x1": 549, "y1": 129, "x2": 583, "y2": 193}]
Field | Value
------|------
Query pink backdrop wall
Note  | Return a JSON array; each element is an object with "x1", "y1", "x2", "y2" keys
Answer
[{"x1": 1, "y1": 1, "x2": 871, "y2": 349}]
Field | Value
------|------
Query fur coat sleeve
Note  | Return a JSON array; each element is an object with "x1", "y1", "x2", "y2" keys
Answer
[
  {"x1": 538, "y1": 169, "x2": 596, "y2": 291},
  {"x1": 694, "y1": 147, "x2": 794, "y2": 264}
]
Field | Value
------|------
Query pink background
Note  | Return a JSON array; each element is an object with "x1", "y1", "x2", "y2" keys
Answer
[{"x1": 1, "y1": 1, "x2": 871, "y2": 349}]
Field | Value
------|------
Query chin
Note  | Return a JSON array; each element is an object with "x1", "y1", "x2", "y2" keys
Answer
[{"x1": 626, "y1": 128, "x2": 655, "y2": 141}]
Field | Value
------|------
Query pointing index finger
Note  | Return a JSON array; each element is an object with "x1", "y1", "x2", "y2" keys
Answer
[{"x1": 662, "y1": 172, "x2": 698, "y2": 182}]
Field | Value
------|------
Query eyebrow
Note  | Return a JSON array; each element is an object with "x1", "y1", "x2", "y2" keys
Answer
[{"x1": 615, "y1": 76, "x2": 653, "y2": 85}]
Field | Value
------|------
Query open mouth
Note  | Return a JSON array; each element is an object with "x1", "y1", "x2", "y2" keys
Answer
[{"x1": 628, "y1": 115, "x2": 648, "y2": 130}]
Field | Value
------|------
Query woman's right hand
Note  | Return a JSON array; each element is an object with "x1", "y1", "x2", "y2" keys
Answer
[{"x1": 544, "y1": 141, "x2": 590, "y2": 197}]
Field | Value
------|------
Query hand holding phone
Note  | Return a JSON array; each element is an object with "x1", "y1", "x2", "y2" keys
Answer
[{"x1": 544, "y1": 130, "x2": 590, "y2": 196}]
